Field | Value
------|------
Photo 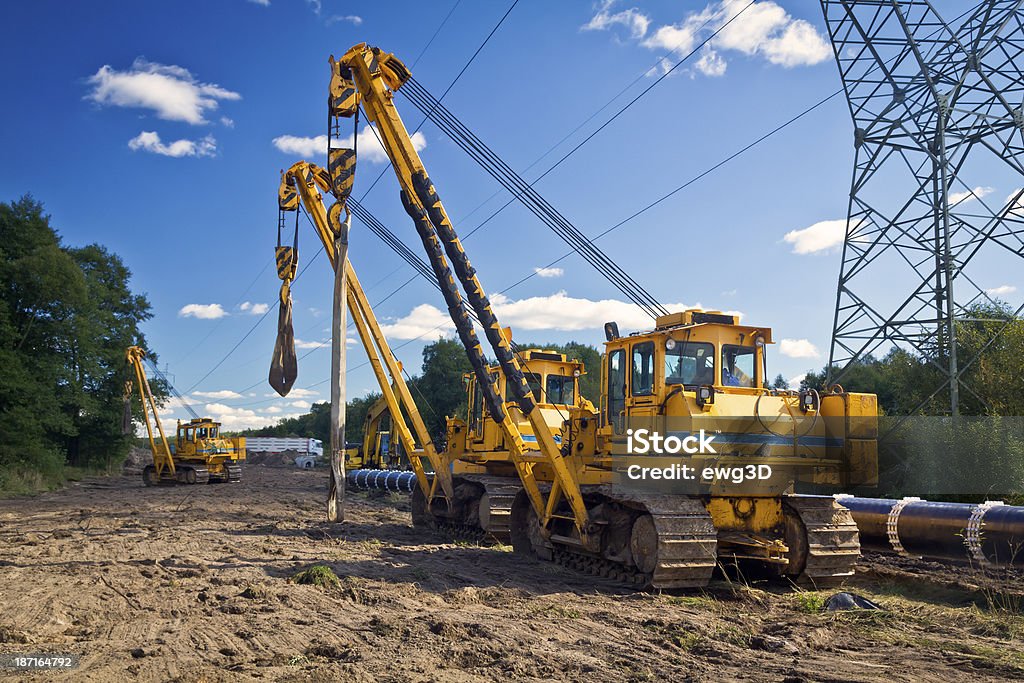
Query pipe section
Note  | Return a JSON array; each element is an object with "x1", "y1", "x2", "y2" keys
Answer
[
  {"x1": 835, "y1": 495, "x2": 1024, "y2": 567},
  {"x1": 348, "y1": 469, "x2": 418, "y2": 494}
]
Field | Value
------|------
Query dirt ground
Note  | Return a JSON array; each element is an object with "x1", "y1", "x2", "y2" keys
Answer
[{"x1": 1, "y1": 466, "x2": 1022, "y2": 682}]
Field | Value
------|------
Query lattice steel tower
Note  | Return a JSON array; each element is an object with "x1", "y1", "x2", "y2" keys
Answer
[{"x1": 820, "y1": 1, "x2": 1024, "y2": 415}]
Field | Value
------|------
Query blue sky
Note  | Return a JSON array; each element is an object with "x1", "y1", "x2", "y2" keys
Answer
[{"x1": 2, "y1": 0, "x2": 1013, "y2": 430}]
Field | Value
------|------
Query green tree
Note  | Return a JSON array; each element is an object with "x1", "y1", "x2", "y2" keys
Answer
[
  {"x1": 409, "y1": 338, "x2": 473, "y2": 440},
  {"x1": 0, "y1": 196, "x2": 156, "y2": 490}
]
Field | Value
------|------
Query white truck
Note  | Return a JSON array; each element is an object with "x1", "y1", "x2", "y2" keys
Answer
[{"x1": 244, "y1": 437, "x2": 324, "y2": 468}]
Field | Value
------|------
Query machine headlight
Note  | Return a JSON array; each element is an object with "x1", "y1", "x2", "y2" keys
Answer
[{"x1": 665, "y1": 338, "x2": 677, "y2": 351}]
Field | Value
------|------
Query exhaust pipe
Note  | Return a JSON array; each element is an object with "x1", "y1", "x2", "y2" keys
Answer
[{"x1": 836, "y1": 495, "x2": 1024, "y2": 567}]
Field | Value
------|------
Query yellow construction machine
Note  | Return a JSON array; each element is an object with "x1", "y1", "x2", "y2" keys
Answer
[
  {"x1": 346, "y1": 392, "x2": 402, "y2": 470},
  {"x1": 270, "y1": 44, "x2": 879, "y2": 588},
  {"x1": 125, "y1": 346, "x2": 246, "y2": 485}
]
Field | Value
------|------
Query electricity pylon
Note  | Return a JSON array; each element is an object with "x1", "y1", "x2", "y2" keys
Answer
[{"x1": 820, "y1": 0, "x2": 1024, "y2": 415}]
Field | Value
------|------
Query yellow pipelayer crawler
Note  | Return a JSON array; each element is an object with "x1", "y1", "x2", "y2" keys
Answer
[
  {"x1": 125, "y1": 346, "x2": 245, "y2": 485},
  {"x1": 271, "y1": 163, "x2": 599, "y2": 536},
  {"x1": 305, "y1": 44, "x2": 879, "y2": 587}
]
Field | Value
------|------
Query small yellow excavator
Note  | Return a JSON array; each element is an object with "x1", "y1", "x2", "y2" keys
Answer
[
  {"x1": 125, "y1": 346, "x2": 246, "y2": 486},
  {"x1": 344, "y1": 393, "x2": 395, "y2": 470}
]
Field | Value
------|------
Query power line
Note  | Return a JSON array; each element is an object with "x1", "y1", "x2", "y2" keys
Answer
[
  {"x1": 503, "y1": 88, "x2": 845, "y2": 292},
  {"x1": 210, "y1": 59, "x2": 838, "y2": 408},
  {"x1": 354, "y1": 0, "x2": 519, "y2": 203},
  {"x1": 394, "y1": 2, "x2": 757, "y2": 318},
  {"x1": 172, "y1": 259, "x2": 273, "y2": 367},
  {"x1": 181, "y1": 5, "x2": 515, "y2": 401},
  {"x1": 402, "y1": 79, "x2": 668, "y2": 318},
  {"x1": 175, "y1": 3, "x2": 466, "y2": 396},
  {"x1": 395, "y1": 0, "x2": 757, "y2": 316}
]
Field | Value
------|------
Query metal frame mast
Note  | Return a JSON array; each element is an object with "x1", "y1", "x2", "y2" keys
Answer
[{"x1": 820, "y1": 0, "x2": 1024, "y2": 415}]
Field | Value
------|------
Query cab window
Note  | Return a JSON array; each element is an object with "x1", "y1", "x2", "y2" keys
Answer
[
  {"x1": 607, "y1": 349, "x2": 626, "y2": 431},
  {"x1": 524, "y1": 373, "x2": 542, "y2": 402},
  {"x1": 504, "y1": 372, "x2": 541, "y2": 402},
  {"x1": 469, "y1": 378, "x2": 483, "y2": 434},
  {"x1": 209, "y1": 427, "x2": 219, "y2": 438},
  {"x1": 665, "y1": 342, "x2": 714, "y2": 386},
  {"x1": 197, "y1": 427, "x2": 208, "y2": 439},
  {"x1": 722, "y1": 345, "x2": 756, "y2": 388},
  {"x1": 185, "y1": 428, "x2": 195, "y2": 442},
  {"x1": 631, "y1": 342, "x2": 655, "y2": 396},
  {"x1": 545, "y1": 374, "x2": 574, "y2": 405}
]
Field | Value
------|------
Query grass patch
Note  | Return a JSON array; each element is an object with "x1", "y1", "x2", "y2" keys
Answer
[
  {"x1": 290, "y1": 565, "x2": 341, "y2": 589},
  {"x1": 666, "y1": 595, "x2": 715, "y2": 609},
  {"x1": 792, "y1": 591, "x2": 826, "y2": 614},
  {"x1": 0, "y1": 461, "x2": 110, "y2": 497}
]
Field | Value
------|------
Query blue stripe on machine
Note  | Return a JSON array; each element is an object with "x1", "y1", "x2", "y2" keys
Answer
[{"x1": 520, "y1": 434, "x2": 562, "y2": 444}]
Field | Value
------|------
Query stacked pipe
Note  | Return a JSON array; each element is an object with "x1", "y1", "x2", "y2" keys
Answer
[
  {"x1": 835, "y1": 496, "x2": 1024, "y2": 567},
  {"x1": 348, "y1": 469, "x2": 418, "y2": 494}
]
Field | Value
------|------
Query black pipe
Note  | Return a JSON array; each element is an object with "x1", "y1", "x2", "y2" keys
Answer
[
  {"x1": 349, "y1": 469, "x2": 417, "y2": 494},
  {"x1": 836, "y1": 496, "x2": 1024, "y2": 567}
]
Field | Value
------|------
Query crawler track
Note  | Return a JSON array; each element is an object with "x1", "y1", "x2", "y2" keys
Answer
[
  {"x1": 785, "y1": 496, "x2": 861, "y2": 585},
  {"x1": 412, "y1": 474, "x2": 521, "y2": 545}
]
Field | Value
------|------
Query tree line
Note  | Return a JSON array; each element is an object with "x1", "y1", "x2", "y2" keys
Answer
[
  {"x1": 241, "y1": 339, "x2": 602, "y2": 448},
  {"x1": 0, "y1": 197, "x2": 156, "y2": 492}
]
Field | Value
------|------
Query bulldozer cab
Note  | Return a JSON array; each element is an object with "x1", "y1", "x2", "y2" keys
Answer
[
  {"x1": 459, "y1": 349, "x2": 589, "y2": 452},
  {"x1": 174, "y1": 417, "x2": 243, "y2": 460},
  {"x1": 602, "y1": 309, "x2": 772, "y2": 433}
]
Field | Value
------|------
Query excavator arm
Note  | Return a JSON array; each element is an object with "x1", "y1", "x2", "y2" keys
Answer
[
  {"x1": 274, "y1": 161, "x2": 453, "y2": 503},
  {"x1": 329, "y1": 44, "x2": 594, "y2": 546},
  {"x1": 125, "y1": 346, "x2": 176, "y2": 480}
]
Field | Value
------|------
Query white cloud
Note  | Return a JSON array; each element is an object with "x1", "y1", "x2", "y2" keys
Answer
[
  {"x1": 178, "y1": 303, "x2": 228, "y2": 319},
  {"x1": 280, "y1": 387, "x2": 320, "y2": 399},
  {"x1": 379, "y1": 303, "x2": 455, "y2": 340},
  {"x1": 239, "y1": 301, "x2": 270, "y2": 315},
  {"x1": 641, "y1": 8, "x2": 705, "y2": 57},
  {"x1": 203, "y1": 402, "x2": 277, "y2": 431},
  {"x1": 289, "y1": 400, "x2": 312, "y2": 409},
  {"x1": 294, "y1": 338, "x2": 327, "y2": 349},
  {"x1": 192, "y1": 389, "x2": 243, "y2": 400},
  {"x1": 986, "y1": 285, "x2": 1017, "y2": 297},
  {"x1": 379, "y1": 293, "x2": 740, "y2": 340},
  {"x1": 220, "y1": 116, "x2": 234, "y2": 127},
  {"x1": 86, "y1": 58, "x2": 240, "y2": 125},
  {"x1": 533, "y1": 266, "x2": 564, "y2": 278},
  {"x1": 779, "y1": 338, "x2": 821, "y2": 359},
  {"x1": 582, "y1": 1, "x2": 650, "y2": 39},
  {"x1": 695, "y1": 49, "x2": 727, "y2": 76},
  {"x1": 128, "y1": 131, "x2": 216, "y2": 158},
  {"x1": 156, "y1": 395, "x2": 194, "y2": 417},
  {"x1": 263, "y1": 405, "x2": 283, "y2": 414},
  {"x1": 783, "y1": 218, "x2": 856, "y2": 255},
  {"x1": 713, "y1": 1, "x2": 831, "y2": 68},
  {"x1": 595, "y1": 1, "x2": 829, "y2": 78},
  {"x1": 948, "y1": 186, "x2": 994, "y2": 206},
  {"x1": 271, "y1": 125, "x2": 426, "y2": 163},
  {"x1": 326, "y1": 14, "x2": 363, "y2": 25},
  {"x1": 248, "y1": 0, "x2": 270, "y2": 5},
  {"x1": 787, "y1": 373, "x2": 807, "y2": 390}
]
